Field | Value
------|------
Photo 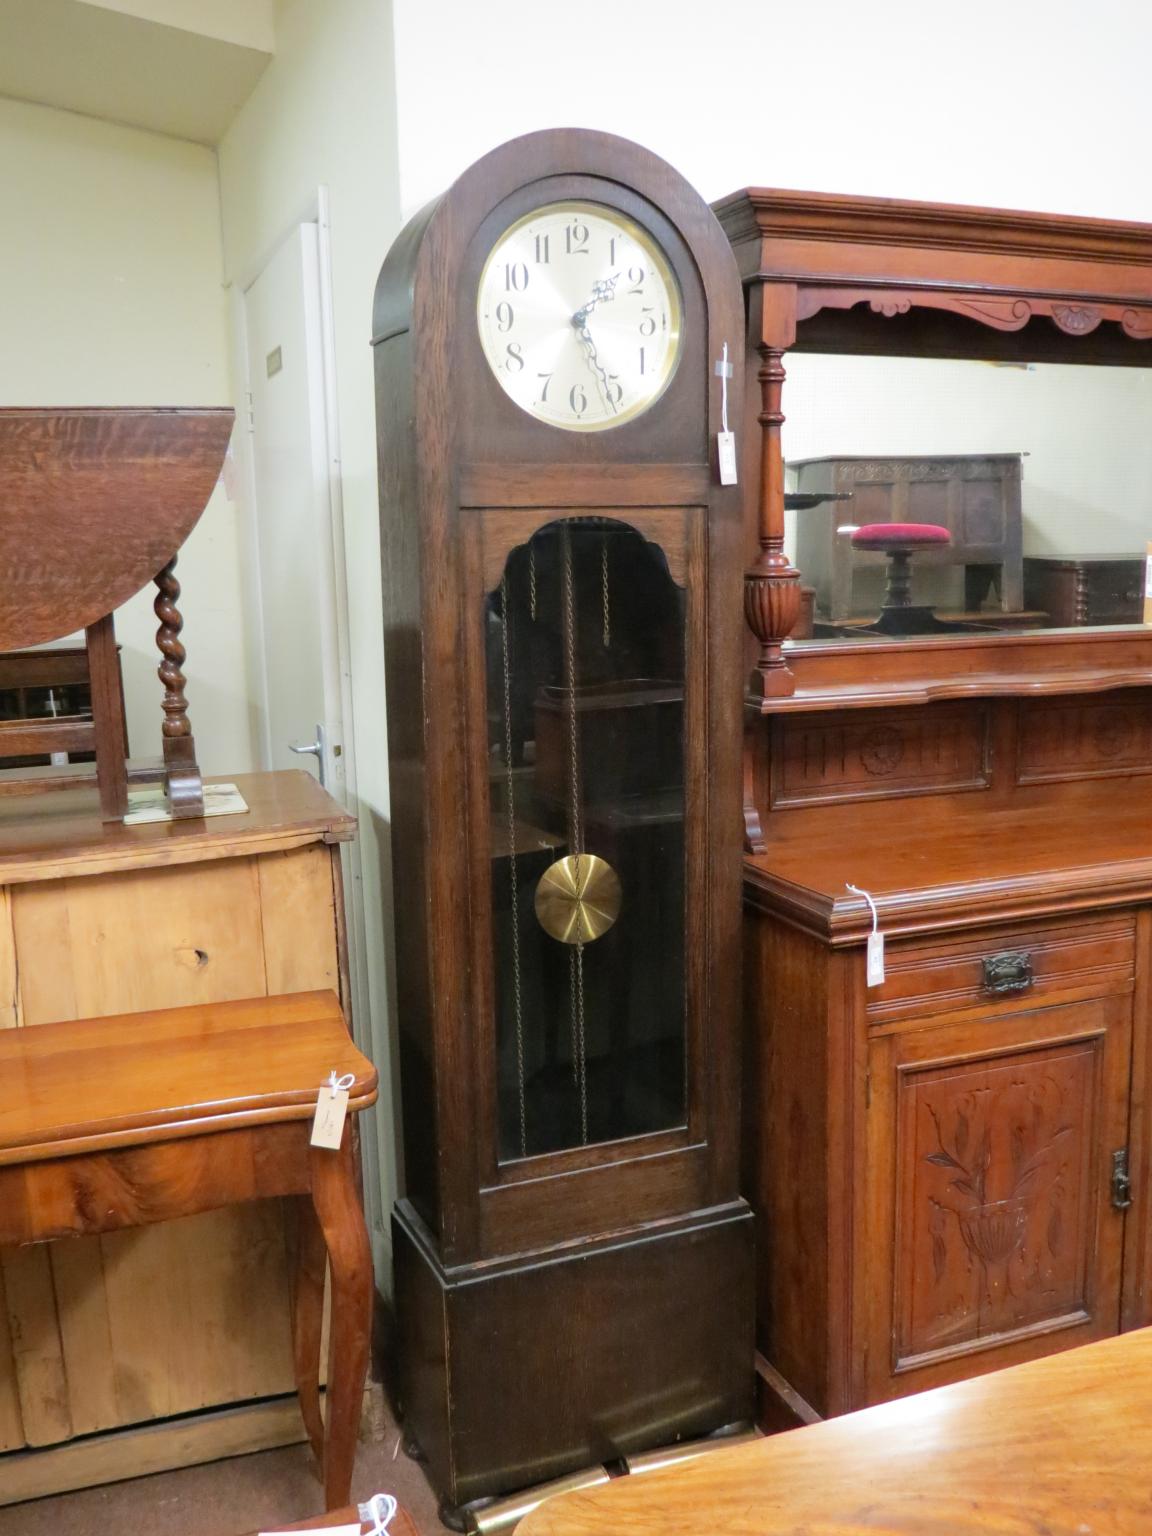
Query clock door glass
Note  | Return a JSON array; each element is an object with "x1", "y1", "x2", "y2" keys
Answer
[
  {"x1": 477, "y1": 202, "x2": 683, "y2": 432},
  {"x1": 486, "y1": 517, "x2": 687, "y2": 1161}
]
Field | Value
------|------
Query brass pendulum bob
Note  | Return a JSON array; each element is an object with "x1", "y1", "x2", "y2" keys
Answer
[{"x1": 534, "y1": 852, "x2": 622, "y2": 944}]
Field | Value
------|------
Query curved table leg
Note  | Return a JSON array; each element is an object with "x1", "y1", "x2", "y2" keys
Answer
[
  {"x1": 310, "y1": 1135, "x2": 373, "y2": 1511},
  {"x1": 292, "y1": 1193, "x2": 328, "y2": 1472}
]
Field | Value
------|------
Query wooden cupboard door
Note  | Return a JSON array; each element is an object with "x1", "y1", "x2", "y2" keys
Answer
[{"x1": 860, "y1": 998, "x2": 1131, "y2": 1405}]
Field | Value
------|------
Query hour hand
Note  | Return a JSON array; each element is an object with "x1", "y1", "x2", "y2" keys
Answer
[{"x1": 571, "y1": 272, "x2": 621, "y2": 329}]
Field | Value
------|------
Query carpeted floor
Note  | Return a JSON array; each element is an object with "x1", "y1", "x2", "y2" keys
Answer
[{"x1": 0, "y1": 1397, "x2": 444, "y2": 1536}]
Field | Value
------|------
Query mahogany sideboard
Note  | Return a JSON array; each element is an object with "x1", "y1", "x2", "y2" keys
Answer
[
  {"x1": 744, "y1": 679, "x2": 1152, "y2": 1420},
  {"x1": 712, "y1": 186, "x2": 1152, "y2": 1426},
  {"x1": 0, "y1": 770, "x2": 357, "y2": 1505}
]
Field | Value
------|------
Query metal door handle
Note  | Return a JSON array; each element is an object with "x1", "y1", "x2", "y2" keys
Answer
[{"x1": 289, "y1": 723, "x2": 327, "y2": 787}]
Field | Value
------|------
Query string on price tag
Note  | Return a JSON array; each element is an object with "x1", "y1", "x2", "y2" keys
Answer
[
  {"x1": 311, "y1": 1069, "x2": 356, "y2": 1149},
  {"x1": 715, "y1": 343, "x2": 737, "y2": 485},
  {"x1": 847, "y1": 882, "x2": 885, "y2": 986}
]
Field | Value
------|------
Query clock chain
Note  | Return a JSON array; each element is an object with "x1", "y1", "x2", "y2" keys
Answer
[
  {"x1": 600, "y1": 533, "x2": 611, "y2": 650},
  {"x1": 562, "y1": 525, "x2": 589, "y2": 1145},
  {"x1": 499, "y1": 570, "x2": 527, "y2": 1158}
]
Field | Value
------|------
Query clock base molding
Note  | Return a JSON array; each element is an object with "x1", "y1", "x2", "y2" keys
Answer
[{"x1": 392, "y1": 1198, "x2": 755, "y2": 1510}]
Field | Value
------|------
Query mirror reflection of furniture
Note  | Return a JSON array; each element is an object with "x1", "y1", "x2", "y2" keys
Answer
[
  {"x1": 849, "y1": 522, "x2": 977, "y2": 635},
  {"x1": 792, "y1": 454, "x2": 1024, "y2": 626},
  {"x1": 0, "y1": 407, "x2": 233, "y2": 820},
  {"x1": 1024, "y1": 554, "x2": 1146, "y2": 627}
]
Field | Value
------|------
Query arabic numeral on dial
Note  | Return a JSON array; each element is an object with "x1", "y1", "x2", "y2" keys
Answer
[
  {"x1": 607, "y1": 376, "x2": 623, "y2": 406},
  {"x1": 536, "y1": 372, "x2": 553, "y2": 403},
  {"x1": 505, "y1": 342, "x2": 524, "y2": 372},
  {"x1": 609, "y1": 237, "x2": 618, "y2": 264},
  {"x1": 534, "y1": 233, "x2": 550, "y2": 263},
  {"x1": 504, "y1": 262, "x2": 529, "y2": 292},
  {"x1": 566, "y1": 221, "x2": 589, "y2": 255},
  {"x1": 638, "y1": 306, "x2": 656, "y2": 337},
  {"x1": 495, "y1": 301, "x2": 514, "y2": 333},
  {"x1": 627, "y1": 264, "x2": 645, "y2": 294},
  {"x1": 638, "y1": 345, "x2": 646, "y2": 375},
  {"x1": 569, "y1": 383, "x2": 587, "y2": 416}
]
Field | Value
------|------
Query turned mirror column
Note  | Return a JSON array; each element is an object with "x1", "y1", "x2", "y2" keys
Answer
[{"x1": 743, "y1": 283, "x2": 802, "y2": 709}]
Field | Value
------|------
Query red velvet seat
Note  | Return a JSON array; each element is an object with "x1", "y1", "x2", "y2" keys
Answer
[
  {"x1": 847, "y1": 522, "x2": 961, "y2": 635},
  {"x1": 850, "y1": 522, "x2": 952, "y2": 551}
]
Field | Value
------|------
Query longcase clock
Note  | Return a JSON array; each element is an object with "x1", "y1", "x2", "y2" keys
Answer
[{"x1": 372, "y1": 128, "x2": 752, "y2": 1517}]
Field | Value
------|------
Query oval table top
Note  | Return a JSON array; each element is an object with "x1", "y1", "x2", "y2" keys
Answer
[{"x1": 521, "y1": 1328, "x2": 1152, "y2": 1536}]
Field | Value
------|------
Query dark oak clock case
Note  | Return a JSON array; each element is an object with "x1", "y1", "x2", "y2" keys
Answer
[{"x1": 372, "y1": 129, "x2": 752, "y2": 1512}]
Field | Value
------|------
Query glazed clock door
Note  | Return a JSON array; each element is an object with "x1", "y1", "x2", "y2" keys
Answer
[
  {"x1": 860, "y1": 996, "x2": 1132, "y2": 1405},
  {"x1": 470, "y1": 505, "x2": 704, "y2": 1191}
]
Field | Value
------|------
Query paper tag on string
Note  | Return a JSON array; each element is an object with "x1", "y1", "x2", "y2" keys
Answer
[
  {"x1": 848, "y1": 882, "x2": 886, "y2": 988},
  {"x1": 714, "y1": 343, "x2": 737, "y2": 485},
  {"x1": 311, "y1": 1070, "x2": 355, "y2": 1150},
  {"x1": 1144, "y1": 540, "x2": 1152, "y2": 625},
  {"x1": 717, "y1": 431, "x2": 738, "y2": 485},
  {"x1": 260, "y1": 1526, "x2": 360, "y2": 1536},
  {"x1": 866, "y1": 930, "x2": 886, "y2": 987}
]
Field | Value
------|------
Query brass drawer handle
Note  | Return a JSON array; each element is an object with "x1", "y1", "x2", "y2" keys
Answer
[{"x1": 983, "y1": 950, "x2": 1034, "y2": 994}]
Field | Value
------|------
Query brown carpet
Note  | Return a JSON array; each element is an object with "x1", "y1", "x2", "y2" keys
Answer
[{"x1": 0, "y1": 1399, "x2": 444, "y2": 1536}]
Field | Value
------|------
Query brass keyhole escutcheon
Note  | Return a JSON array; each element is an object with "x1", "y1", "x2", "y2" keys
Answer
[{"x1": 534, "y1": 853, "x2": 622, "y2": 944}]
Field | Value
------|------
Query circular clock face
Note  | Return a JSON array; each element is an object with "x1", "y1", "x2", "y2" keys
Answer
[{"x1": 476, "y1": 201, "x2": 683, "y2": 432}]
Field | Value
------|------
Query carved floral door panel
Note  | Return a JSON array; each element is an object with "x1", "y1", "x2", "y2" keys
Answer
[{"x1": 861, "y1": 997, "x2": 1131, "y2": 1405}]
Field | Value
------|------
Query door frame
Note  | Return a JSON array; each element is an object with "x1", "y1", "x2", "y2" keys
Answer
[{"x1": 229, "y1": 187, "x2": 381, "y2": 1248}]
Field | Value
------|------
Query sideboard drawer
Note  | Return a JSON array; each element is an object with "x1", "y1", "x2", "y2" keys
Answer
[{"x1": 865, "y1": 914, "x2": 1136, "y2": 1027}]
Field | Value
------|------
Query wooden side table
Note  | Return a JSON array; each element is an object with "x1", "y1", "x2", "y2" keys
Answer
[
  {"x1": 520, "y1": 1329, "x2": 1152, "y2": 1536},
  {"x1": 0, "y1": 990, "x2": 378, "y2": 1511}
]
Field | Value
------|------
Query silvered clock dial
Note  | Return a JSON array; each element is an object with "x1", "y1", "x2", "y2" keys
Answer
[{"x1": 477, "y1": 202, "x2": 683, "y2": 432}]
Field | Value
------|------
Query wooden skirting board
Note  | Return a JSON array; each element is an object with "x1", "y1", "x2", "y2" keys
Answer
[{"x1": 0, "y1": 1384, "x2": 384, "y2": 1507}]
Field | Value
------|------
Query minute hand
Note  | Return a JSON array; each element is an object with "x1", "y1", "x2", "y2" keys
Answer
[{"x1": 571, "y1": 274, "x2": 622, "y2": 412}]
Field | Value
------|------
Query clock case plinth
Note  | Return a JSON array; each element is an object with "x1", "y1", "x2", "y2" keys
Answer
[{"x1": 372, "y1": 129, "x2": 752, "y2": 1511}]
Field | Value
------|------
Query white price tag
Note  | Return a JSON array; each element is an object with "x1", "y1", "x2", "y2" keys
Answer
[
  {"x1": 714, "y1": 344, "x2": 737, "y2": 485},
  {"x1": 847, "y1": 882, "x2": 886, "y2": 988},
  {"x1": 867, "y1": 929, "x2": 886, "y2": 987},
  {"x1": 717, "y1": 430, "x2": 738, "y2": 485},
  {"x1": 1144, "y1": 541, "x2": 1152, "y2": 624},
  {"x1": 311, "y1": 1070, "x2": 355, "y2": 1150},
  {"x1": 260, "y1": 1526, "x2": 360, "y2": 1536}
]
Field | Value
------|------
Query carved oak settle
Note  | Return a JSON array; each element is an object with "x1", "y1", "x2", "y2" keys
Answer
[{"x1": 713, "y1": 188, "x2": 1152, "y2": 1426}]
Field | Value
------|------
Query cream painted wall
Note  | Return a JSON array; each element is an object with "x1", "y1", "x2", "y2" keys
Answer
[
  {"x1": 76, "y1": 0, "x2": 275, "y2": 51},
  {"x1": 0, "y1": 94, "x2": 252, "y2": 775},
  {"x1": 216, "y1": 0, "x2": 402, "y2": 1266},
  {"x1": 390, "y1": 0, "x2": 1152, "y2": 224}
]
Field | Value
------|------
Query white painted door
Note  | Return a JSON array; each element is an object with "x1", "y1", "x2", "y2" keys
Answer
[
  {"x1": 240, "y1": 217, "x2": 384, "y2": 1265},
  {"x1": 243, "y1": 222, "x2": 341, "y2": 787}
]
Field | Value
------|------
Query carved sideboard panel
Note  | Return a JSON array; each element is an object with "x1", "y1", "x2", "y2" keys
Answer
[
  {"x1": 895, "y1": 1037, "x2": 1096, "y2": 1367},
  {"x1": 770, "y1": 702, "x2": 990, "y2": 808},
  {"x1": 1017, "y1": 693, "x2": 1152, "y2": 785},
  {"x1": 862, "y1": 994, "x2": 1131, "y2": 1406}
]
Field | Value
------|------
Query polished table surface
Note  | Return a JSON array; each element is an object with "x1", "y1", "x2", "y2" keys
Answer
[{"x1": 521, "y1": 1329, "x2": 1152, "y2": 1536}]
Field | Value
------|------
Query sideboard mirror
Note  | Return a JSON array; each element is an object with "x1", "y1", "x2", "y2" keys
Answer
[
  {"x1": 781, "y1": 353, "x2": 1152, "y2": 643},
  {"x1": 714, "y1": 187, "x2": 1152, "y2": 704}
]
